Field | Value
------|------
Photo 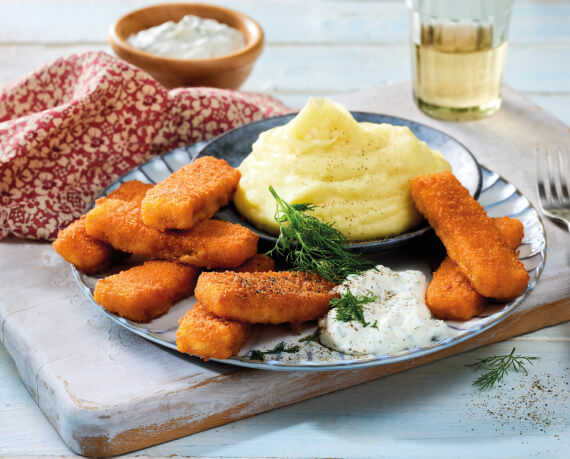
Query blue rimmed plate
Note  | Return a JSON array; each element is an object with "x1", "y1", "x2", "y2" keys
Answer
[{"x1": 73, "y1": 140, "x2": 546, "y2": 372}]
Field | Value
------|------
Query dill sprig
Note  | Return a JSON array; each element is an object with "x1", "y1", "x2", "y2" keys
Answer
[
  {"x1": 267, "y1": 186, "x2": 376, "y2": 282},
  {"x1": 329, "y1": 288, "x2": 378, "y2": 328},
  {"x1": 248, "y1": 341, "x2": 300, "y2": 361},
  {"x1": 299, "y1": 328, "x2": 321, "y2": 343},
  {"x1": 466, "y1": 348, "x2": 539, "y2": 390}
]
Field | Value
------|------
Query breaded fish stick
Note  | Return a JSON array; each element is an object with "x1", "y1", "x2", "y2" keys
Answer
[
  {"x1": 52, "y1": 181, "x2": 152, "y2": 273},
  {"x1": 196, "y1": 271, "x2": 337, "y2": 324},
  {"x1": 176, "y1": 253, "x2": 275, "y2": 360},
  {"x1": 141, "y1": 156, "x2": 241, "y2": 230},
  {"x1": 53, "y1": 215, "x2": 117, "y2": 273},
  {"x1": 411, "y1": 171, "x2": 529, "y2": 299},
  {"x1": 85, "y1": 198, "x2": 258, "y2": 268},
  {"x1": 493, "y1": 216, "x2": 525, "y2": 249},
  {"x1": 232, "y1": 254, "x2": 275, "y2": 273},
  {"x1": 176, "y1": 303, "x2": 251, "y2": 360},
  {"x1": 426, "y1": 216, "x2": 525, "y2": 320},
  {"x1": 104, "y1": 180, "x2": 153, "y2": 203},
  {"x1": 426, "y1": 257, "x2": 487, "y2": 321},
  {"x1": 94, "y1": 261, "x2": 199, "y2": 322}
]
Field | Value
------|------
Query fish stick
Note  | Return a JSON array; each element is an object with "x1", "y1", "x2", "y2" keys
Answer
[
  {"x1": 94, "y1": 260, "x2": 199, "y2": 322},
  {"x1": 53, "y1": 215, "x2": 118, "y2": 273},
  {"x1": 411, "y1": 171, "x2": 529, "y2": 299},
  {"x1": 176, "y1": 252, "x2": 275, "y2": 360},
  {"x1": 426, "y1": 257, "x2": 487, "y2": 321},
  {"x1": 426, "y1": 216, "x2": 525, "y2": 321},
  {"x1": 141, "y1": 156, "x2": 241, "y2": 230},
  {"x1": 52, "y1": 181, "x2": 152, "y2": 273},
  {"x1": 85, "y1": 198, "x2": 258, "y2": 268},
  {"x1": 196, "y1": 271, "x2": 337, "y2": 324},
  {"x1": 493, "y1": 216, "x2": 525, "y2": 250},
  {"x1": 104, "y1": 180, "x2": 153, "y2": 203},
  {"x1": 231, "y1": 254, "x2": 275, "y2": 273},
  {"x1": 176, "y1": 303, "x2": 251, "y2": 360}
]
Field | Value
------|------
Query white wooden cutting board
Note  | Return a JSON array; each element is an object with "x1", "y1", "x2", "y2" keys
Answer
[{"x1": 1, "y1": 83, "x2": 569, "y2": 457}]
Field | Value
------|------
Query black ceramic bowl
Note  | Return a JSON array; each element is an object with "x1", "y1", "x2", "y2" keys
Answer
[{"x1": 198, "y1": 112, "x2": 482, "y2": 253}]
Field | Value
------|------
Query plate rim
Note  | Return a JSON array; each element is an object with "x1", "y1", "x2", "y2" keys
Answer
[{"x1": 73, "y1": 158, "x2": 547, "y2": 372}]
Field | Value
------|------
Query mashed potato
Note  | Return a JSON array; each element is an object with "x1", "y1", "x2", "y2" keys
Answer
[{"x1": 234, "y1": 98, "x2": 451, "y2": 241}]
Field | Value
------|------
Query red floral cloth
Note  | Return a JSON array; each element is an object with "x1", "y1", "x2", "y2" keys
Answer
[{"x1": 0, "y1": 51, "x2": 289, "y2": 240}]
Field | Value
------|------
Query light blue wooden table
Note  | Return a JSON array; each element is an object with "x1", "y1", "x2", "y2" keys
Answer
[{"x1": 1, "y1": 1, "x2": 569, "y2": 457}]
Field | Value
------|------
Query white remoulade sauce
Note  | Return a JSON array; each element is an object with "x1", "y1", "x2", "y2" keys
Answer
[
  {"x1": 319, "y1": 265, "x2": 449, "y2": 355},
  {"x1": 127, "y1": 15, "x2": 246, "y2": 59}
]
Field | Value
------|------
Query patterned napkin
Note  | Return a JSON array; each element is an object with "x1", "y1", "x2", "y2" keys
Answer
[{"x1": 0, "y1": 51, "x2": 289, "y2": 241}]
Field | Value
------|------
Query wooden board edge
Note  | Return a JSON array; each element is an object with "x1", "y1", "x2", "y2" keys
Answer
[{"x1": 70, "y1": 297, "x2": 570, "y2": 457}]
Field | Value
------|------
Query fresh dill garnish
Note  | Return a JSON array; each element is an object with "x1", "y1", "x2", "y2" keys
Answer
[
  {"x1": 299, "y1": 328, "x2": 321, "y2": 343},
  {"x1": 249, "y1": 349, "x2": 266, "y2": 361},
  {"x1": 248, "y1": 341, "x2": 300, "y2": 361},
  {"x1": 329, "y1": 288, "x2": 378, "y2": 328},
  {"x1": 266, "y1": 186, "x2": 376, "y2": 282},
  {"x1": 466, "y1": 347, "x2": 539, "y2": 390}
]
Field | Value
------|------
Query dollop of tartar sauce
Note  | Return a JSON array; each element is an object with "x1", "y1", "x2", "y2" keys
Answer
[
  {"x1": 318, "y1": 265, "x2": 449, "y2": 355},
  {"x1": 127, "y1": 15, "x2": 246, "y2": 59}
]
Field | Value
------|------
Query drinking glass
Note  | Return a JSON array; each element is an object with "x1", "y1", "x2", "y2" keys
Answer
[{"x1": 407, "y1": 0, "x2": 514, "y2": 121}]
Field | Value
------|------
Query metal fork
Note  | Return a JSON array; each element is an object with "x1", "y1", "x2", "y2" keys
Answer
[{"x1": 536, "y1": 147, "x2": 570, "y2": 231}]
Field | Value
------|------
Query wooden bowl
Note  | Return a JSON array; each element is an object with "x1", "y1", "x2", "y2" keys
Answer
[{"x1": 109, "y1": 3, "x2": 264, "y2": 89}]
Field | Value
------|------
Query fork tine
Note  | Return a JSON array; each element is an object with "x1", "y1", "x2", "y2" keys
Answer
[
  {"x1": 546, "y1": 148, "x2": 560, "y2": 205},
  {"x1": 536, "y1": 149, "x2": 548, "y2": 205},
  {"x1": 537, "y1": 147, "x2": 570, "y2": 239},
  {"x1": 557, "y1": 148, "x2": 570, "y2": 203}
]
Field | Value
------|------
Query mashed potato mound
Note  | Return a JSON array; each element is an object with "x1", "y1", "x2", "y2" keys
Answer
[{"x1": 234, "y1": 98, "x2": 451, "y2": 241}]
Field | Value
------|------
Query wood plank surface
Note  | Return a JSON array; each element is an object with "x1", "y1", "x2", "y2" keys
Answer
[
  {"x1": 2, "y1": 336, "x2": 568, "y2": 457},
  {"x1": 3, "y1": 44, "x2": 569, "y2": 93},
  {"x1": 0, "y1": 1, "x2": 569, "y2": 457},
  {"x1": 2, "y1": 0, "x2": 570, "y2": 45},
  {"x1": 0, "y1": 239, "x2": 568, "y2": 456},
  {"x1": 1, "y1": 0, "x2": 569, "y2": 125},
  {"x1": 1, "y1": 82, "x2": 569, "y2": 456}
]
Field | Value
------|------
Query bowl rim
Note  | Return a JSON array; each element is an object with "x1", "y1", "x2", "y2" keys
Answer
[{"x1": 109, "y1": 2, "x2": 264, "y2": 64}]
